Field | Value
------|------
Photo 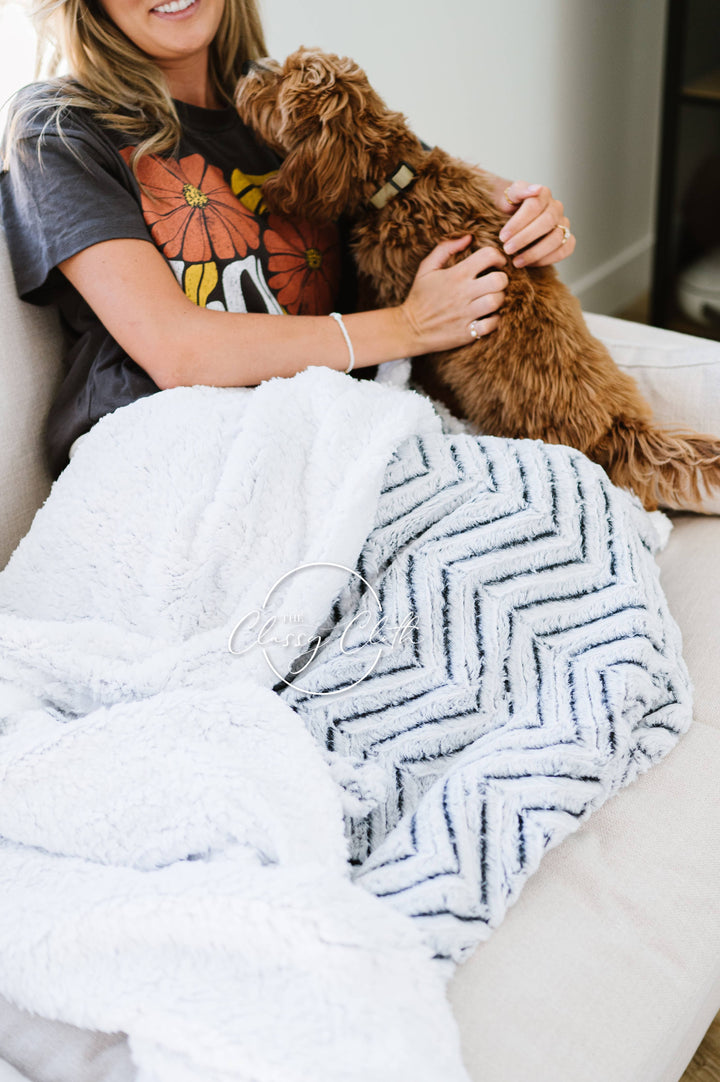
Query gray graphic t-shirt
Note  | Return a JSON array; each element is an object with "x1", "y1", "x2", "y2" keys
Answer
[{"x1": 0, "y1": 84, "x2": 349, "y2": 476}]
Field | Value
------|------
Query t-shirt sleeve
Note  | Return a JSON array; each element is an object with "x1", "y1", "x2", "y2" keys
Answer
[{"x1": 0, "y1": 109, "x2": 152, "y2": 304}]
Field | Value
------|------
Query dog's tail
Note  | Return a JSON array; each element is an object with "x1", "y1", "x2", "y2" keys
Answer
[{"x1": 592, "y1": 421, "x2": 720, "y2": 511}]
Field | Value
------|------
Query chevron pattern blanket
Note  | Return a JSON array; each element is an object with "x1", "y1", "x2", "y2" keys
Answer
[
  {"x1": 0, "y1": 368, "x2": 691, "y2": 1082},
  {"x1": 281, "y1": 430, "x2": 692, "y2": 963}
]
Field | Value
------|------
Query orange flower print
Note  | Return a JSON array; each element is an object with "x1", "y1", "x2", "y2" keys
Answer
[
  {"x1": 120, "y1": 149, "x2": 260, "y2": 263},
  {"x1": 264, "y1": 216, "x2": 341, "y2": 315}
]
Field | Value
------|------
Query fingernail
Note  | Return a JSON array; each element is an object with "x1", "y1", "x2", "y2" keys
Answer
[
  {"x1": 528, "y1": 184, "x2": 541, "y2": 193},
  {"x1": 499, "y1": 227, "x2": 510, "y2": 242},
  {"x1": 503, "y1": 240, "x2": 516, "y2": 255},
  {"x1": 513, "y1": 256, "x2": 525, "y2": 267}
]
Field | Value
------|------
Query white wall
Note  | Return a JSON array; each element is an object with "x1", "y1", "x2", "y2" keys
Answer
[
  {"x1": 262, "y1": 0, "x2": 668, "y2": 313},
  {"x1": 0, "y1": 4, "x2": 38, "y2": 131}
]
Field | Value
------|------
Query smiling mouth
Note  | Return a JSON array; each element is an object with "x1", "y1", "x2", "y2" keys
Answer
[{"x1": 151, "y1": 0, "x2": 198, "y2": 14}]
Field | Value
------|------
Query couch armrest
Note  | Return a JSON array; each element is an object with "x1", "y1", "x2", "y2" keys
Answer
[{"x1": 0, "y1": 227, "x2": 64, "y2": 569}]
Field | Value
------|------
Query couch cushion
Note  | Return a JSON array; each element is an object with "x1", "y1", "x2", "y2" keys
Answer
[
  {"x1": 0, "y1": 226, "x2": 63, "y2": 570},
  {"x1": 449, "y1": 717, "x2": 720, "y2": 1082},
  {"x1": 0, "y1": 1062, "x2": 32, "y2": 1082},
  {"x1": 0, "y1": 1000, "x2": 131, "y2": 1082}
]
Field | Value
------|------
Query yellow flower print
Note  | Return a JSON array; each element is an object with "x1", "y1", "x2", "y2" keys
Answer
[{"x1": 231, "y1": 168, "x2": 278, "y2": 215}]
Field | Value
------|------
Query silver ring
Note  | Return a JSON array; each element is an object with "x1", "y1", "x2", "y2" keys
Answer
[{"x1": 469, "y1": 320, "x2": 479, "y2": 339}]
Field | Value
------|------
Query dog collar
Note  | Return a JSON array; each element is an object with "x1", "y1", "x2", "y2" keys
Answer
[{"x1": 369, "y1": 162, "x2": 417, "y2": 209}]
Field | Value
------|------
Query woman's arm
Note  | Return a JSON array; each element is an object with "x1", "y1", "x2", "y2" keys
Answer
[
  {"x1": 59, "y1": 234, "x2": 509, "y2": 390},
  {"x1": 485, "y1": 172, "x2": 576, "y2": 269}
]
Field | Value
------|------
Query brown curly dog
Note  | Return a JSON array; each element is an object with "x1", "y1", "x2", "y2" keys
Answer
[{"x1": 236, "y1": 48, "x2": 720, "y2": 511}]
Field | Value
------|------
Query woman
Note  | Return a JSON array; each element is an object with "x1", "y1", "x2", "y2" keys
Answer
[{"x1": 0, "y1": 0, "x2": 575, "y2": 479}]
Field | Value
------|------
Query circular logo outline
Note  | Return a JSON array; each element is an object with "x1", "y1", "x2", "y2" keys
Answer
[{"x1": 239, "y1": 562, "x2": 385, "y2": 696}]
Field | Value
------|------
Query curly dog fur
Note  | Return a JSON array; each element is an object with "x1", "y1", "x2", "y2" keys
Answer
[{"x1": 236, "y1": 49, "x2": 720, "y2": 511}]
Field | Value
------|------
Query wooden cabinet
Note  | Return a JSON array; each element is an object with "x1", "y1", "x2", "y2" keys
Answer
[{"x1": 651, "y1": 0, "x2": 720, "y2": 338}]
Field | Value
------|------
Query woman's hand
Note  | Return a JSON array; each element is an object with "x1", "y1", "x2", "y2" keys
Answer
[
  {"x1": 492, "y1": 179, "x2": 575, "y2": 269},
  {"x1": 399, "y1": 235, "x2": 508, "y2": 354}
]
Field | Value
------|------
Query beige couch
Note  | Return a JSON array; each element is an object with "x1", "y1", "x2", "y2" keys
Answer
[{"x1": 0, "y1": 221, "x2": 718, "y2": 1082}]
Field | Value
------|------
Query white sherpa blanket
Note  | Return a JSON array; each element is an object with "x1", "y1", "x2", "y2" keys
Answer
[{"x1": 0, "y1": 366, "x2": 692, "y2": 1082}]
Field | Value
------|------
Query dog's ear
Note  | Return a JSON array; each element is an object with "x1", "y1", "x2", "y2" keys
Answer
[{"x1": 262, "y1": 126, "x2": 359, "y2": 223}]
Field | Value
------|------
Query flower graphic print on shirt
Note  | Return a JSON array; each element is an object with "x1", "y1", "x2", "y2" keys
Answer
[
  {"x1": 120, "y1": 148, "x2": 343, "y2": 315},
  {"x1": 120, "y1": 149, "x2": 260, "y2": 263},
  {"x1": 265, "y1": 216, "x2": 342, "y2": 316}
]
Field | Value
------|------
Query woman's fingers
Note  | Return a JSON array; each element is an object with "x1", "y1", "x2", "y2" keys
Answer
[
  {"x1": 498, "y1": 183, "x2": 574, "y2": 268},
  {"x1": 500, "y1": 185, "x2": 553, "y2": 240},
  {"x1": 418, "y1": 236, "x2": 505, "y2": 281},
  {"x1": 468, "y1": 314, "x2": 501, "y2": 339},
  {"x1": 503, "y1": 212, "x2": 557, "y2": 254},
  {"x1": 526, "y1": 224, "x2": 577, "y2": 267},
  {"x1": 472, "y1": 290, "x2": 507, "y2": 320},
  {"x1": 460, "y1": 254, "x2": 508, "y2": 321},
  {"x1": 502, "y1": 201, "x2": 560, "y2": 253},
  {"x1": 501, "y1": 180, "x2": 541, "y2": 212},
  {"x1": 507, "y1": 214, "x2": 572, "y2": 263},
  {"x1": 458, "y1": 244, "x2": 508, "y2": 279},
  {"x1": 471, "y1": 269, "x2": 509, "y2": 295},
  {"x1": 402, "y1": 242, "x2": 508, "y2": 352},
  {"x1": 415, "y1": 233, "x2": 473, "y2": 276}
]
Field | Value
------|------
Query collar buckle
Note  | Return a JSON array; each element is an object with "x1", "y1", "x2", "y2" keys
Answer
[{"x1": 370, "y1": 161, "x2": 417, "y2": 210}]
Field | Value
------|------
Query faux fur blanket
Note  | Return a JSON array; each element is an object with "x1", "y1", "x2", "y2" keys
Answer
[{"x1": 0, "y1": 367, "x2": 691, "y2": 1082}]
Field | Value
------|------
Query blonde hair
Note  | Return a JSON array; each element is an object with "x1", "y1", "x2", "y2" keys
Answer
[{"x1": 5, "y1": 0, "x2": 267, "y2": 172}]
